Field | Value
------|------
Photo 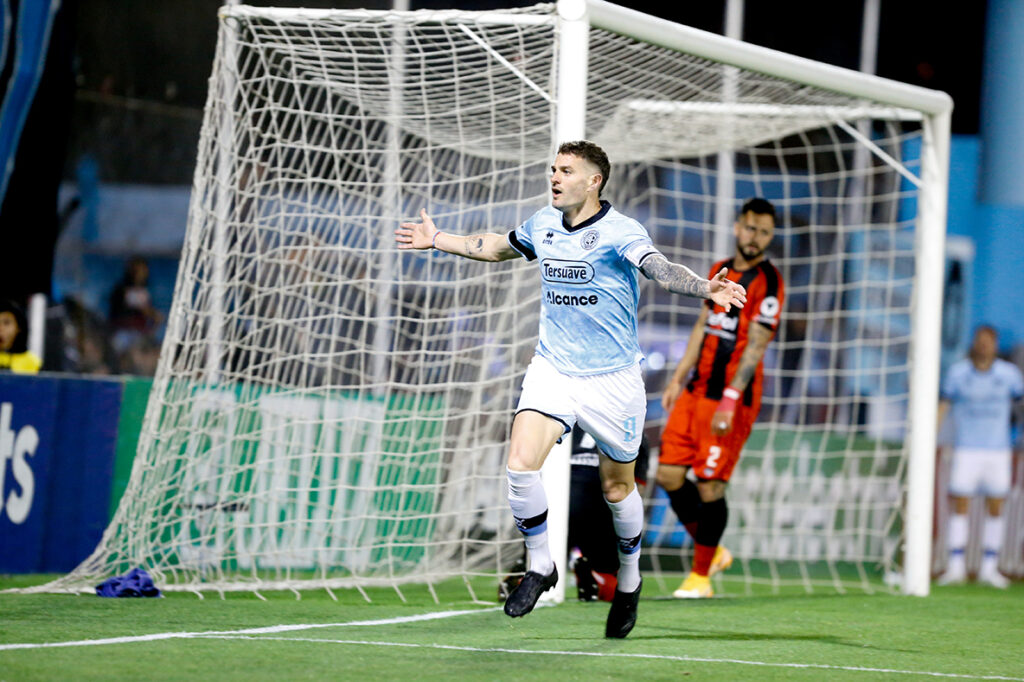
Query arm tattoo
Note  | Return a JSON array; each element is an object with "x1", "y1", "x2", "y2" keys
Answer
[
  {"x1": 465, "y1": 235, "x2": 486, "y2": 257},
  {"x1": 731, "y1": 324, "x2": 772, "y2": 390},
  {"x1": 732, "y1": 353, "x2": 759, "y2": 390},
  {"x1": 641, "y1": 254, "x2": 710, "y2": 299}
]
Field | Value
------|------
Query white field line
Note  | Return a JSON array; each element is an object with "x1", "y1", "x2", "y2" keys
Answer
[
  {"x1": 5, "y1": 608, "x2": 1021, "y2": 681},
  {"x1": 0, "y1": 606, "x2": 503, "y2": 651},
  {"x1": 196, "y1": 636, "x2": 1024, "y2": 682}
]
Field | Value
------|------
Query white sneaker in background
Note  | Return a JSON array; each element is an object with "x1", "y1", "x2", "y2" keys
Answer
[
  {"x1": 936, "y1": 560, "x2": 967, "y2": 586},
  {"x1": 978, "y1": 567, "x2": 1010, "y2": 589}
]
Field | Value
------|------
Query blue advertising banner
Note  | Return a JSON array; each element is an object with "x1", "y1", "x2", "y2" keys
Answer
[
  {"x1": 0, "y1": 375, "x2": 58, "y2": 572},
  {"x1": 0, "y1": 374, "x2": 122, "y2": 573},
  {"x1": 44, "y1": 376, "x2": 122, "y2": 571}
]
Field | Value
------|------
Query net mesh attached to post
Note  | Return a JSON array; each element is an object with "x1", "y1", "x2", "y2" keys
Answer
[{"x1": 26, "y1": 3, "x2": 936, "y2": 597}]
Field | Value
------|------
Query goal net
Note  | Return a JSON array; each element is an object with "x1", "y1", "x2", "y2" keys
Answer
[{"x1": 27, "y1": 0, "x2": 950, "y2": 597}]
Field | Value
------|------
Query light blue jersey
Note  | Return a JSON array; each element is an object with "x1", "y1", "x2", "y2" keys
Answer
[
  {"x1": 941, "y1": 358, "x2": 1024, "y2": 450},
  {"x1": 506, "y1": 201, "x2": 659, "y2": 376}
]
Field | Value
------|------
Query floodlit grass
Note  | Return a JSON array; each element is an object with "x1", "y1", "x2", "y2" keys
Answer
[{"x1": 2, "y1": 573, "x2": 1022, "y2": 681}]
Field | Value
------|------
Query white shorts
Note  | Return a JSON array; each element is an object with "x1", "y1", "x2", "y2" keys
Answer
[
  {"x1": 948, "y1": 447, "x2": 1012, "y2": 498},
  {"x1": 516, "y1": 354, "x2": 646, "y2": 462}
]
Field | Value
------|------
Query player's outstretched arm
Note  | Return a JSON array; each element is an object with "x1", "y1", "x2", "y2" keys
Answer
[
  {"x1": 396, "y1": 209, "x2": 519, "y2": 262},
  {"x1": 641, "y1": 255, "x2": 746, "y2": 312}
]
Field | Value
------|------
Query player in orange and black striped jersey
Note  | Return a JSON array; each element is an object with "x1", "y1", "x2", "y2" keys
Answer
[{"x1": 656, "y1": 198, "x2": 784, "y2": 599}]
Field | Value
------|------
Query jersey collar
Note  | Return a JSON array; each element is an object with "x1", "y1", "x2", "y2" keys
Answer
[{"x1": 562, "y1": 200, "x2": 611, "y2": 232}]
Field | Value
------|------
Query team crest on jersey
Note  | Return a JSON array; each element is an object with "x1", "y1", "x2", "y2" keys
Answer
[
  {"x1": 581, "y1": 229, "x2": 599, "y2": 250},
  {"x1": 755, "y1": 296, "x2": 780, "y2": 326}
]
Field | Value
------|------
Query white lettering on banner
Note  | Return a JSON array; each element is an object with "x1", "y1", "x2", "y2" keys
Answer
[
  {"x1": 240, "y1": 394, "x2": 387, "y2": 571},
  {"x1": 729, "y1": 441, "x2": 902, "y2": 563},
  {"x1": 175, "y1": 389, "x2": 239, "y2": 569},
  {"x1": 175, "y1": 391, "x2": 388, "y2": 572},
  {"x1": 0, "y1": 402, "x2": 39, "y2": 524}
]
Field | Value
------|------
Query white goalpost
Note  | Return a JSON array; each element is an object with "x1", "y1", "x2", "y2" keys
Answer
[{"x1": 20, "y1": 0, "x2": 950, "y2": 599}]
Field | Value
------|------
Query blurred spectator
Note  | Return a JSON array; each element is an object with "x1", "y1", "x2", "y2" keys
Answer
[
  {"x1": 108, "y1": 256, "x2": 163, "y2": 366},
  {"x1": 0, "y1": 299, "x2": 42, "y2": 374},
  {"x1": 118, "y1": 334, "x2": 161, "y2": 376},
  {"x1": 45, "y1": 297, "x2": 116, "y2": 375}
]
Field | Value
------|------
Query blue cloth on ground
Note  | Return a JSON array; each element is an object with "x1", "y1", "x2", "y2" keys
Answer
[{"x1": 95, "y1": 567, "x2": 162, "y2": 598}]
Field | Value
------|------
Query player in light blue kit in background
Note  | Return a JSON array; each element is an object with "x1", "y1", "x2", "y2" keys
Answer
[
  {"x1": 936, "y1": 325, "x2": 1024, "y2": 588},
  {"x1": 396, "y1": 140, "x2": 746, "y2": 638}
]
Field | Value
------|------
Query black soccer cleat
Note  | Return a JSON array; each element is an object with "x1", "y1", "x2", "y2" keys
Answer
[
  {"x1": 605, "y1": 578, "x2": 642, "y2": 638},
  {"x1": 503, "y1": 565, "x2": 558, "y2": 617}
]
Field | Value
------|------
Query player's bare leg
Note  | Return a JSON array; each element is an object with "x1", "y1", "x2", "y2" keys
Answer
[{"x1": 503, "y1": 410, "x2": 565, "y2": 617}]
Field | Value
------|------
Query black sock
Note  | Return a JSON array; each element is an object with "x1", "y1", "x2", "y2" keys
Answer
[
  {"x1": 694, "y1": 497, "x2": 728, "y2": 548},
  {"x1": 665, "y1": 478, "x2": 701, "y2": 530}
]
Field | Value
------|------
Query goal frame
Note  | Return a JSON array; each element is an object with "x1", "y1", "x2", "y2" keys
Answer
[
  {"x1": 551, "y1": 0, "x2": 951, "y2": 598},
  {"x1": 10, "y1": 0, "x2": 952, "y2": 600},
  {"x1": 214, "y1": 0, "x2": 953, "y2": 603}
]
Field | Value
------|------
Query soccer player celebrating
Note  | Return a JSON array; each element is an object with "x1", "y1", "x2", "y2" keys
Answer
[
  {"x1": 936, "y1": 325, "x2": 1024, "y2": 588},
  {"x1": 656, "y1": 198, "x2": 783, "y2": 599},
  {"x1": 396, "y1": 140, "x2": 746, "y2": 638}
]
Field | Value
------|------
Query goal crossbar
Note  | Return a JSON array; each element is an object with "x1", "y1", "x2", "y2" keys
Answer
[
  {"x1": 221, "y1": 4, "x2": 558, "y2": 27},
  {"x1": 586, "y1": 0, "x2": 952, "y2": 116}
]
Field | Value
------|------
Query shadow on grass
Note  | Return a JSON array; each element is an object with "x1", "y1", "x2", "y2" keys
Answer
[{"x1": 618, "y1": 626, "x2": 919, "y2": 654}]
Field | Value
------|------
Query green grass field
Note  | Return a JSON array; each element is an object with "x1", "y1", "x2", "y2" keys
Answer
[{"x1": 2, "y1": 573, "x2": 1022, "y2": 681}]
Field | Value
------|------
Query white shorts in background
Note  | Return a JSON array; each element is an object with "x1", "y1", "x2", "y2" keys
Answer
[
  {"x1": 515, "y1": 354, "x2": 646, "y2": 463},
  {"x1": 948, "y1": 447, "x2": 1012, "y2": 498}
]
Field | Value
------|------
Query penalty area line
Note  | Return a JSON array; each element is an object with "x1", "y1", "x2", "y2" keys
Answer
[
  {"x1": 0, "y1": 606, "x2": 503, "y2": 652},
  {"x1": 195, "y1": 635, "x2": 1024, "y2": 682}
]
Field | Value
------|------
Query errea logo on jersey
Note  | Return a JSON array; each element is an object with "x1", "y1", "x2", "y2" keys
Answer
[{"x1": 541, "y1": 259, "x2": 595, "y2": 284}]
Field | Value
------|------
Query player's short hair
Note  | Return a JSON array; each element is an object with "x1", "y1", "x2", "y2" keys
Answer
[
  {"x1": 557, "y1": 140, "x2": 610, "y2": 195},
  {"x1": 740, "y1": 197, "x2": 777, "y2": 223}
]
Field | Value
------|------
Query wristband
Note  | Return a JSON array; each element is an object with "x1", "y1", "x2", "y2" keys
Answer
[
  {"x1": 719, "y1": 386, "x2": 740, "y2": 412},
  {"x1": 431, "y1": 231, "x2": 443, "y2": 249}
]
